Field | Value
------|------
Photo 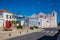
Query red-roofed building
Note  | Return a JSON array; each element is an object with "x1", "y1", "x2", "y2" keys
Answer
[{"x1": 0, "y1": 10, "x2": 16, "y2": 28}]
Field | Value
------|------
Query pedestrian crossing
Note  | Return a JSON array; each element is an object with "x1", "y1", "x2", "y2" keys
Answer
[{"x1": 46, "y1": 30, "x2": 58, "y2": 36}]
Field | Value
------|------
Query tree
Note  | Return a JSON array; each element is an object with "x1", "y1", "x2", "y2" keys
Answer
[{"x1": 58, "y1": 22, "x2": 60, "y2": 25}]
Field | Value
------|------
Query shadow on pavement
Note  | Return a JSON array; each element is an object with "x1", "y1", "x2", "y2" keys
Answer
[
  {"x1": 37, "y1": 30, "x2": 60, "y2": 40},
  {"x1": 37, "y1": 36, "x2": 53, "y2": 40}
]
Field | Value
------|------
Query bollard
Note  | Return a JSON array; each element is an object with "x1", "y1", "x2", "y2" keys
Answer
[
  {"x1": 9, "y1": 33, "x2": 11, "y2": 36},
  {"x1": 20, "y1": 31, "x2": 21, "y2": 34},
  {"x1": 27, "y1": 30, "x2": 28, "y2": 33}
]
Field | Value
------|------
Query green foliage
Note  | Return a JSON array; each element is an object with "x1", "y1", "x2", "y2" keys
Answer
[
  {"x1": 58, "y1": 22, "x2": 60, "y2": 25},
  {"x1": 17, "y1": 25, "x2": 23, "y2": 29},
  {"x1": 4, "y1": 21, "x2": 14, "y2": 31},
  {"x1": 30, "y1": 27, "x2": 34, "y2": 30},
  {"x1": 34, "y1": 26, "x2": 38, "y2": 29},
  {"x1": 9, "y1": 21, "x2": 13, "y2": 27}
]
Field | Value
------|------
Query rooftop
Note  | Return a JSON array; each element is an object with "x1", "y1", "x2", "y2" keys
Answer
[
  {"x1": 0, "y1": 10, "x2": 8, "y2": 12},
  {"x1": 0, "y1": 10, "x2": 12, "y2": 14}
]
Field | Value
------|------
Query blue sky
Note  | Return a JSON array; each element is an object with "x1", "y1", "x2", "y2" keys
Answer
[{"x1": 0, "y1": 0, "x2": 60, "y2": 22}]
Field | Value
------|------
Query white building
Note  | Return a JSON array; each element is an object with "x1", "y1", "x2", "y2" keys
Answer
[
  {"x1": 25, "y1": 10, "x2": 57, "y2": 28},
  {"x1": 0, "y1": 10, "x2": 16, "y2": 27},
  {"x1": 20, "y1": 20, "x2": 25, "y2": 26}
]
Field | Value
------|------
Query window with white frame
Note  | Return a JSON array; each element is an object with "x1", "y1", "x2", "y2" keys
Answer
[{"x1": 6, "y1": 15, "x2": 8, "y2": 18}]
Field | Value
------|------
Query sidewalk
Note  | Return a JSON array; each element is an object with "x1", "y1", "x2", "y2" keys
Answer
[{"x1": 0, "y1": 27, "x2": 44, "y2": 40}]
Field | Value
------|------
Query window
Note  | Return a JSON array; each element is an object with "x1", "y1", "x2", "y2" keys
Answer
[
  {"x1": 10, "y1": 15, "x2": 11, "y2": 19},
  {"x1": 12, "y1": 15, "x2": 14, "y2": 18},
  {"x1": 6, "y1": 15, "x2": 8, "y2": 18},
  {"x1": 45, "y1": 16, "x2": 46, "y2": 19},
  {"x1": 38, "y1": 22, "x2": 40, "y2": 24},
  {"x1": 38, "y1": 22, "x2": 40, "y2": 26},
  {"x1": 53, "y1": 13, "x2": 55, "y2": 16},
  {"x1": 0, "y1": 12, "x2": 3, "y2": 16},
  {"x1": 47, "y1": 21, "x2": 49, "y2": 23}
]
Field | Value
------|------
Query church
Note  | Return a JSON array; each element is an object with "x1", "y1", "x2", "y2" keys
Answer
[{"x1": 24, "y1": 10, "x2": 57, "y2": 28}]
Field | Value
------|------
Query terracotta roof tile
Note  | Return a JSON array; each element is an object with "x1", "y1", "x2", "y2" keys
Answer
[{"x1": 0, "y1": 10, "x2": 8, "y2": 12}]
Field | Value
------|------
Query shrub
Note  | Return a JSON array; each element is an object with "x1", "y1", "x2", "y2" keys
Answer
[
  {"x1": 30, "y1": 27, "x2": 34, "y2": 30},
  {"x1": 34, "y1": 26, "x2": 38, "y2": 29},
  {"x1": 9, "y1": 21, "x2": 12, "y2": 27},
  {"x1": 17, "y1": 25, "x2": 23, "y2": 29}
]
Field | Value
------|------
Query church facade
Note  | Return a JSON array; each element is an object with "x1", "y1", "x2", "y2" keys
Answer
[{"x1": 24, "y1": 10, "x2": 57, "y2": 28}]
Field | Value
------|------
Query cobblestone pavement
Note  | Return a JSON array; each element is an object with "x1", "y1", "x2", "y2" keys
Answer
[
  {"x1": 6, "y1": 31, "x2": 46, "y2": 40},
  {"x1": 0, "y1": 28, "x2": 58, "y2": 40},
  {"x1": 6, "y1": 30, "x2": 58, "y2": 40},
  {"x1": 0, "y1": 28, "x2": 44, "y2": 40}
]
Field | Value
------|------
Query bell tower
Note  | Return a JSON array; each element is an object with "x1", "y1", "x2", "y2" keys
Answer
[{"x1": 52, "y1": 10, "x2": 57, "y2": 27}]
